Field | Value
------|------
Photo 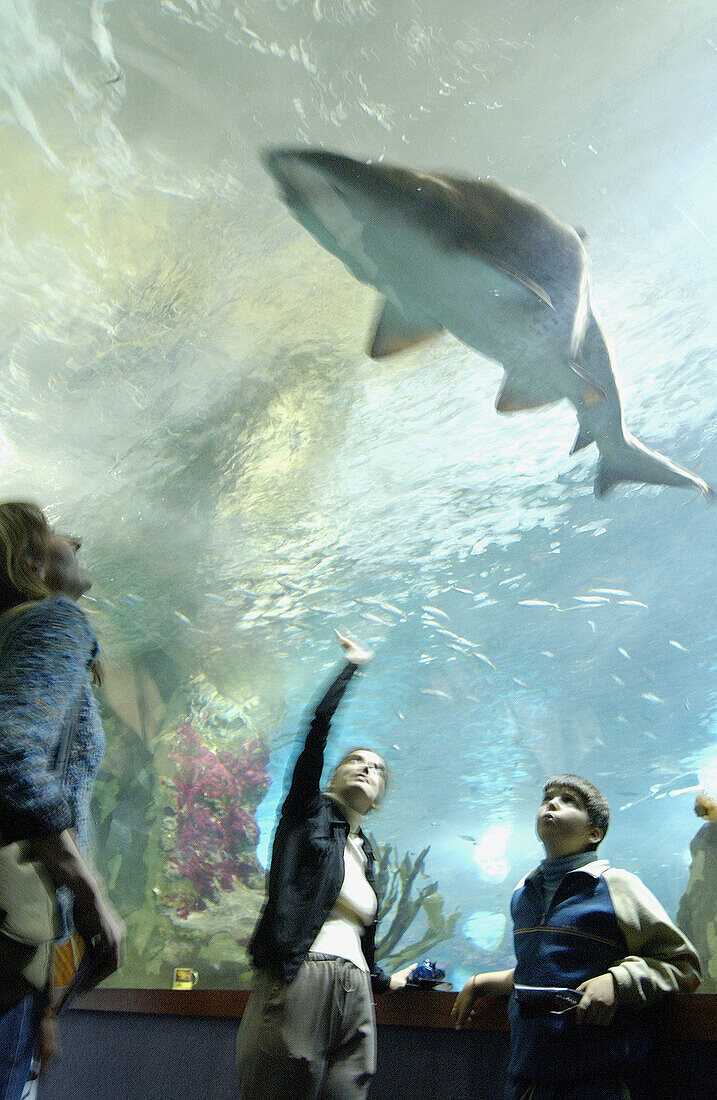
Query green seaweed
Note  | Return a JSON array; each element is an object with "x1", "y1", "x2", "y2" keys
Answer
[{"x1": 368, "y1": 835, "x2": 461, "y2": 971}]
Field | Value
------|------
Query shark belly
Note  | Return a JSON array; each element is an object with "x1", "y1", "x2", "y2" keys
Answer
[{"x1": 301, "y1": 187, "x2": 586, "y2": 410}]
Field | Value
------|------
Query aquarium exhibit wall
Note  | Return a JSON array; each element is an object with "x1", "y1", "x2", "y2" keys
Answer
[{"x1": 1, "y1": 1, "x2": 715, "y2": 1000}]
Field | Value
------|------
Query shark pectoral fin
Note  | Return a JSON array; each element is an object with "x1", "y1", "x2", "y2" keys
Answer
[
  {"x1": 495, "y1": 373, "x2": 560, "y2": 414},
  {"x1": 460, "y1": 244, "x2": 554, "y2": 309},
  {"x1": 568, "y1": 361, "x2": 605, "y2": 405},
  {"x1": 570, "y1": 426, "x2": 595, "y2": 454},
  {"x1": 368, "y1": 300, "x2": 442, "y2": 358}
]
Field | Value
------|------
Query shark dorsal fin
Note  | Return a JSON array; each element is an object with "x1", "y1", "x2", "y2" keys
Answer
[
  {"x1": 369, "y1": 300, "x2": 443, "y2": 358},
  {"x1": 495, "y1": 373, "x2": 561, "y2": 414}
]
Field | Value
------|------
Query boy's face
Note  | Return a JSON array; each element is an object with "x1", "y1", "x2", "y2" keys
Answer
[{"x1": 536, "y1": 783, "x2": 603, "y2": 859}]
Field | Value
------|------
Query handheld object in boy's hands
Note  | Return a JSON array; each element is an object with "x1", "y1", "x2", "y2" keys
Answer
[{"x1": 514, "y1": 984, "x2": 582, "y2": 1015}]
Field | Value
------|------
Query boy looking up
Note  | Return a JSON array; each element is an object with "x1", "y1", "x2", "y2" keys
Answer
[{"x1": 452, "y1": 775, "x2": 701, "y2": 1100}]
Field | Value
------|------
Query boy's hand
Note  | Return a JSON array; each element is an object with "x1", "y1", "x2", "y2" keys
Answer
[
  {"x1": 452, "y1": 968, "x2": 514, "y2": 1028},
  {"x1": 451, "y1": 974, "x2": 489, "y2": 1028},
  {"x1": 575, "y1": 973, "x2": 617, "y2": 1025}
]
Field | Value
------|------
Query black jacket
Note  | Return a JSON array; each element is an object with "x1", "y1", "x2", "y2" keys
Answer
[{"x1": 249, "y1": 662, "x2": 390, "y2": 992}]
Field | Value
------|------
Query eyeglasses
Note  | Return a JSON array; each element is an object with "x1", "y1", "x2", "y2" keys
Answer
[{"x1": 343, "y1": 755, "x2": 386, "y2": 774}]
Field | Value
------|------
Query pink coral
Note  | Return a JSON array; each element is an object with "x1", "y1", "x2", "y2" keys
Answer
[{"x1": 164, "y1": 720, "x2": 270, "y2": 915}]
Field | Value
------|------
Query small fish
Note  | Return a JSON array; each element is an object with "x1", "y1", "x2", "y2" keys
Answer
[
  {"x1": 669, "y1": 640, "x2": 689, "y2": 652},
  {"x1": 395, "y1": 712, "x2": 405, "y2": 721},
  {"x1": 611, "y1": 675, "x2": 625, "y2": 685},
  {"x1": 587, "y1": 619, "x2": 596, "y2": 633},
  {"x1": 392, "y1": 743, "x2": 401, "y2": 751},
  {"x1": 277, "y1": 578, "x2": 305, "y2": 592},
  {"x1": 618, "y1": 647, "x2": 631, "y2": 660},
  {"x1": 376, "y1": 600, "x2": 406, "y2": 618},
  {"x1": 419, "y1": 688, "x2": 452, "y2": 700},
  {"x1": 435, "y1": 626, "x2": 462, "y2": 641},
  {"x1": 541, "y1": 650, "x2": 555, "y2": 658},
  {"x1": 437, "y1": 627, "x2": 483, "y2": 650},
  {"x1": 360, "y1": 597, "x2": 406, "y2": 618},
  {"x1": 641, "y1": 693, "x2": 664, "y2": 704},
  {"x1": 573, "y1": 595, "x2": 610, "y2": 604},
  {"x1": 618, "y1": 600, "x2": 648, "y2": 609},
  {"x1": 421, "y1": 605, "x2": 450, "y2": 621},
  {"x1": 172, "y1": 611, "x2": 193, "y2": 625},
  {"x1": 359, "y1": 611, "x2": 392, "y2": 625},
  {"x1": 473, "y1": 652, "x2": 497, "y2": 669},
  {"x1": 519, "y1": 599, "x2": 558, "y2": 608},
  {"x1": 588, "y1": 587, "x2": 631, "y2": 596}
]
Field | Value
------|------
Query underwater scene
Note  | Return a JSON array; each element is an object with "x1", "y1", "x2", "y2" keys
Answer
[{"x1": 0, "y1": 1, "x2": 715, "y2": 992}]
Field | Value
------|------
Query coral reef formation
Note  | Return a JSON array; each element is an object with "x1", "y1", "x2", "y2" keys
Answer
[{"x1": 162, "y1": 714, "x2": 269, "y2": 917}]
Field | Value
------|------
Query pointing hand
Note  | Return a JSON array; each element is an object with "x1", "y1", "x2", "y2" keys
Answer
[{"x1": 334, "y1": 629, "x2": 374, "y2": 666}]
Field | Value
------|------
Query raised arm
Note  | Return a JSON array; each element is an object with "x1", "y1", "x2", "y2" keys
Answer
[{"x1": 281, "y1": 631, "x2": 373, "y2": 818}]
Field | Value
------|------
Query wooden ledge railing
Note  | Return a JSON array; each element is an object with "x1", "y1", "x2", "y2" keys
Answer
[{"x1": 73, "y1": 988, "x2": 717, "y2": 1041}]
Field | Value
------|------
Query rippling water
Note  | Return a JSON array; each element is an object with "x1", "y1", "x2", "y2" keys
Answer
[{"x1": 1, "y1": 0, "x2": 714, "y2": 988}]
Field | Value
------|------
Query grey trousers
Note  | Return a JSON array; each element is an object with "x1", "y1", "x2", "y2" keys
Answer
[{"x1": 236, "y1": 955, "x2": 376, "y2": 1100}]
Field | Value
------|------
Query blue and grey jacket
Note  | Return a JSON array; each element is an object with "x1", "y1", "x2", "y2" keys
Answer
[
  {"x1": 249, "y1": 662, "x2": 390, "y2": 992},
  {"x1": 0, "y1": 597, "x2": 104, "y2": 852},
  {"x1": 507, "y1": 859, "x2": 701, "y2": 1087}
]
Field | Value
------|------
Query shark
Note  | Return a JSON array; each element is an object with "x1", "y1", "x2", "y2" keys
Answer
[{"x1": 262, "y1": 147, "x2": 713, "y2": 498}]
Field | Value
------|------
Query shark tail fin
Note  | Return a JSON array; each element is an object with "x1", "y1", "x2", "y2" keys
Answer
[{"x1": 594, "y1": 433, "x2": 714, "y2": 498}]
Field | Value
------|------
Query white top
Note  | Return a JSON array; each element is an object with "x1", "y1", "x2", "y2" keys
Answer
[{"x1": 309, "y1": 831, "x2": 378, "y2": 972}]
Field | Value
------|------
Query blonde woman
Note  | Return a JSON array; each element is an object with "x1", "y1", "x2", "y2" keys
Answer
[{"x1": 0, "y1": 503, "x2": 123, "y2": 1100}]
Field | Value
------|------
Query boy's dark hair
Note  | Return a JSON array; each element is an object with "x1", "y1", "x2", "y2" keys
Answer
[{"x1": 543, "y1": 774, "x2": 610, "y2": 846}]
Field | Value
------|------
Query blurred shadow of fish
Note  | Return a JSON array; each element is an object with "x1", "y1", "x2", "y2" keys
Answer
[{"x1": 262, "y1": 148, "x2": 713, "y2": 499}]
